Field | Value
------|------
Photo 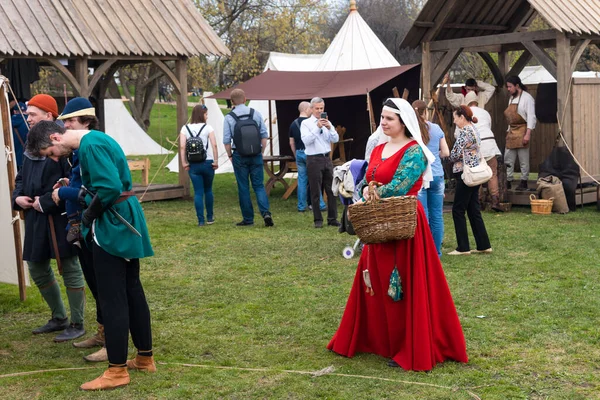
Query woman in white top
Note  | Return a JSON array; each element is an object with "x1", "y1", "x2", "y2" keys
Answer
[
  {"x1": 465, "y1": 91, "x2": 502, "y2": 211},
  {"x1": 179, "y1": 104, "x2": 219, "y2": 226}
]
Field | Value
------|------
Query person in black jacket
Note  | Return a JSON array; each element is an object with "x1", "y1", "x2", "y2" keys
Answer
[{"x1": 12, "y1": 94, "x2": 85, "y2": 342}]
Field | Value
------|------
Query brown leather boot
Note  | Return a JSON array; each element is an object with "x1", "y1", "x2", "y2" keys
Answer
[
  {"x1": 79, "y1": 366, "x2": 130, "y2": 391},
  {"x1": 84, "y1": 347, "x2": 108, "y2": 362},
  {"x1": 73, "y1": 324, "x2": 104, "y2": 348},
  {"x1": 126, "y1": 354, "x2": 157, "y2": 373}
]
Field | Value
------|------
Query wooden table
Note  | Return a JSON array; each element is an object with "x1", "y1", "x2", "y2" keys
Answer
[{"x1": 262, "y1": 155, "x2": 295, "y2": 196}]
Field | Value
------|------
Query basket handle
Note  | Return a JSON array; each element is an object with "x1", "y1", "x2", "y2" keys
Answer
[
  {"x1": 366, "y1": 181, "x2": 382, "y2": 204},
  {"x1": 529, "y1": 194, "x2": 536, "y2": 201}
]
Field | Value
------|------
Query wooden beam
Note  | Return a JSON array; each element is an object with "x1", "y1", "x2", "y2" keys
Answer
[
  {"x1": 430, "y1": 48, "x2": 462, "y2": 88},
  {"x1": 151, "y1": 58, "x2": 180, "y2": 95},
  {"x1": 556, "y1": 32, "x2": 572, "y2": 148},
  {"x1": 75, "y1": 57, "x2": 89, "y2": 98},
  {"x1": 421, "y1": 41, "x2": 432, "y2": 103},
  {"x1": 413, "y1": 21, "x2": 434, "y2": 28},
  {"x1": 422, "y1": 0, "x2": 460, "y2": 43},
  {"x1": 522, "y1": 41, "x2": 557, "y2": 78},
  {"x1": 429, "y1": 29, "x2": 557, "y2": 51},
  {"x1": 444, "y1": 23, "x2": 509, "y2": 31},
  {"x1": 478, "y1": 52, "x2": 503, "y2": 87},
  {"x1": 175, "y1": 58, "x2": 190, "y2": 197},
  {"x1": 506, "y1": 50, "x2": 532, "y2": 78},
  {"x1": 1, "y1": 80, "x2": 26, "y2": 301},
  {"x1": 414, "y1": 22, "x2": 509, "y2": 31},
  {"x1": 571, "y1": 39, "x2": 591, "y2": 72},
  {"x1": 86, "y1": 59, "x2": 117, "y2": 98},
  {"x1": 46, "y1": 59, "x2": 81, "y2": 96},
  {"x1": 498, "y1": 51, "x2": 509, "y2": 86}
]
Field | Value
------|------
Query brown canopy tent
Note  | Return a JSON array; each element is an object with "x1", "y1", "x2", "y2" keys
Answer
[{"x1": 209, "y1": 65, "x2": 421, "y2": 159}]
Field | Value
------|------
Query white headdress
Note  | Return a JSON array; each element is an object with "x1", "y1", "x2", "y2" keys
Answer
[{"x1": 365, "y1": 98, "x2": 435, "y2": 189}]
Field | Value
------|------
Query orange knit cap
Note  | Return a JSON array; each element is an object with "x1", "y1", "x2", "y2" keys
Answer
[{"x1": 28, "y1": 94, "x2": 58, "y2": 118}]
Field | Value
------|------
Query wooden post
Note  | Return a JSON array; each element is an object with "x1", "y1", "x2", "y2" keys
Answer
[
  {"x1": 422, "y1": 42, "x2": 432, "y2": 103},
  {"x1": 366, "y1": 92, "x2": 376, "y2": 133},
  {"x1": 1, "y1": 81, "x2": 26, "y2": 301},
  {"x1": 498, "y1": 51, "x2": 509, "y2": 83},
  {"x1": 556, "y1": 32, "x2": 572, "y2": 148},
  {"x1": 175, "y1": 58, "x2": 190, "y2": 197},
  {"x1": 75, "y1": 57, "x2": 89, "y2": 97}
]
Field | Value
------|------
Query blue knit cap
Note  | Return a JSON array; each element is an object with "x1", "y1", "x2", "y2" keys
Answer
[{"x1": 58, "y1": 97, "x2": 95, "y2": 120}]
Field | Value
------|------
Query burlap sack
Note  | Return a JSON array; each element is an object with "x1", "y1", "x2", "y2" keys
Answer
[{"x1": 536, "y1": 175, "x2": 569, "y2": 214}]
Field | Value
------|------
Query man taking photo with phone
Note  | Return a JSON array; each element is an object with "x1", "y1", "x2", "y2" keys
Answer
[{"x1": 300, "y1": 97, "x2": 340, "y2": 228}]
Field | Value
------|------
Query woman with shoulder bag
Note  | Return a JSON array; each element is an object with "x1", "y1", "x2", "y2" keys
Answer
[
  {"x1": 327, "y1": 98, "x2": 468, "y2": 371},
  {"x1": 180, "y1": 104, "x2": 219, "y2": 226},
  {"x1": 448, "y1": 105, "x2": 492, "y2": 255}
]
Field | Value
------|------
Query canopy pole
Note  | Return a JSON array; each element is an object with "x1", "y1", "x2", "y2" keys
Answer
[{"x1": 366, "y1": 91, "x2": 376, "y2": 134}]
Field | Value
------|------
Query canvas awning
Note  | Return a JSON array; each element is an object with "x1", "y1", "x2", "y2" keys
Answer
[{"x1": 209, "y1": 65, "x2": 420, "y2": 100}]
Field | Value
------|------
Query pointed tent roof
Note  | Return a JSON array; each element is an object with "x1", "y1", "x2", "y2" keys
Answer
[{"x1": 315, "y1": 0, "x2": 399, "y2": 71}]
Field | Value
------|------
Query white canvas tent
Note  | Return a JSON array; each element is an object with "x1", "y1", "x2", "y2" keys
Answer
[
  {"x1": 166, "y1": 93, "x2": 233, "y2": 174},
  {"x1": 0, "y1": 78, "x2": 28, "y2": 294},
  {"x1": 519, "y1": 65, "x2": 600, "y2": 85},
  {"x1": 246, "y1": 1, "x2": 399, "y2": 159},
  {"x1": 314, "y1": 2, "x2": 400, "y2": 71},
  {"x1": 104, "y1": 99, "x2": 172, "y2": 156}
]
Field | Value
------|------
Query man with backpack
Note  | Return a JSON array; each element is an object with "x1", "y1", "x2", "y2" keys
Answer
[{"x1": 223, "y1": 89, "x2": 274, "y2": 227}]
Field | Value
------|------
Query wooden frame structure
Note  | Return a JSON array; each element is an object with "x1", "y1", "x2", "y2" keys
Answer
[
  {"x1": 0, "y1": 0, "x2": 229, "y2": 200},
  {"x1": 402, "y1": 0, "x2": 600, "y2": 152}
]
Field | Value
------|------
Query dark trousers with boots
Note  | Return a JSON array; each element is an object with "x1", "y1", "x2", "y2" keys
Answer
[
  {"x1": 307, "y1": 155, "x2": 337, "y2": 224},
  {"x1": 77, "y1": 244, "x2": 102, "y2": 325},
  {"x1": 92, "y1": 242, "x2": 152, "y2": 365},
  {"x1": 452, "y1": 173, "x2": 491, "y2": 252}
]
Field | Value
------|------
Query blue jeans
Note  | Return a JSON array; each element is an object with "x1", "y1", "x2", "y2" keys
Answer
[
  {"x1": 232, "y1": 152, "x2": 270, "y2": 222},
  {"x1": 418, "y1": 175, "x2": 445, "y2": 257},
  {"x1": 295, "y1": 150, "x2": 325, "y2": 211},
  {"x1": 188, "y1": 161, "x2": 215, "y2": 224}
]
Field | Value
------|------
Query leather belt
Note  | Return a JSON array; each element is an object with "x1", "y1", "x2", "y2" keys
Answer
[
  {"x1": 481, "y1": 137, "x2": 496, "y2": 141},
  {"x1": 114, "y1": 191, "x2": 136, "y2": 204},
  {"x1": 307, "y1": 152, "x2": 330, "y2": 157}
]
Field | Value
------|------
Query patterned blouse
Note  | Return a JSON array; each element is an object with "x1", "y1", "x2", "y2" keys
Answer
[{"x1": 449, "y1": 124, "x2": 481, "y2": 173}]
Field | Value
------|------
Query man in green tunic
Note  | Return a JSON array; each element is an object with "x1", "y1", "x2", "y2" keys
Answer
[{"x1": 26, "y1": 121, "x2": 156, "y2": 391}]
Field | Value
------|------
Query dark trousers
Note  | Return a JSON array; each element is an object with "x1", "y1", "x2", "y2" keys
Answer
[
  {"x1": 307, "y1": 155, "x2": 337, "y2": 223},
  {"x1": 452, "y1": 173, "x2": 491, "y2": 252},
  {"x1": 92, "y1": 242, "x2": 152, "y2": 365},
  {"x1": 77, "y1": 244, "x2": 102, "y2": 325}
]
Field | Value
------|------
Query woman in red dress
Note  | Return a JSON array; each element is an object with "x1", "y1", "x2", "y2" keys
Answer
[{"x1": 327, "y1": 98, "x2": 468, "y2": 371}]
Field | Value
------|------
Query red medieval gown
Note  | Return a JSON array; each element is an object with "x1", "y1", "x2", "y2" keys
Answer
[{"x1": 327, "y1": 141, "x2": 468, "y2": 371}]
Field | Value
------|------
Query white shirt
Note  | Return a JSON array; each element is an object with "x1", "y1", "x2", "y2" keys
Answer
[
  {"x1": 181, "y1": 123, "x2": 215, "y2": 161},
  {"x1": 300, "y1": 115, "x2": 339, "y2": 155},
  {"x1": 447, "y1": 80, "x2": 495, "y2": 109},
  {"x1": 508, "y1": 90, "x2": 537, "y2": 130},
  {"x1": 471, "y1": 106, "x2": 501, "y2": 160}
]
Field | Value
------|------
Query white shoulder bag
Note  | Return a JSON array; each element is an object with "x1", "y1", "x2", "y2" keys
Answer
[{"x1": 460, "y1": 130, "x2": 492, "y2": 187}]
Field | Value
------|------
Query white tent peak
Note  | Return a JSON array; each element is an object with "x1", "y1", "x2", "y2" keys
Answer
[{"x1": 314, "y1": 4, "x2": 400, "y2": 71}]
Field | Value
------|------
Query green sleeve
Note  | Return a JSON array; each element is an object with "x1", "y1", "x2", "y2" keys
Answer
[
  {"x1": 377, "y1": 146, "x2": 427, "y2": 198},
  {"x1": 80, "y1": 144, "x2": 121, "y2": 207}
]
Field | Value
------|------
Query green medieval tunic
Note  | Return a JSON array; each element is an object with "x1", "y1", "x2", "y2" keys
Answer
[{"x1": 79, "y1": 130, "x2": 153, "y2": 259}]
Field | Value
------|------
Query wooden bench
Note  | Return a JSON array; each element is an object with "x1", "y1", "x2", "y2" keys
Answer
[{"x1": 127, "y1": 158, "x2": 150, "y2": 186}]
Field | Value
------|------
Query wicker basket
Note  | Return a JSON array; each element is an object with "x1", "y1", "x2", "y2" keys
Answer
[
  {"x1": 347, "y1": 181, "x2": 417, "y2": 244},
  {"x1": 530, "y1": 194, "x2": 554, "y2": 215}
]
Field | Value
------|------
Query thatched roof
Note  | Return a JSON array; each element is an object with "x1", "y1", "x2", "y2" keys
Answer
[{"x1": 0, "y1": 0, "x2": 229, "y2": 57}]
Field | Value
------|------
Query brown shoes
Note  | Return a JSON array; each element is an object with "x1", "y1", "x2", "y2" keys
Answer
[
  {"x1": 73, "y1": 324, "x2": 104, "y2": 348},
  {"x1": 80, "y1": 366, "x2": 130, "y2": 391},
  {"x1": 84, "y1": 347, "x2": 108, "y2": 362},
  {"x1": 126, "y1": 354, "x2": 157, "y2": 373}
]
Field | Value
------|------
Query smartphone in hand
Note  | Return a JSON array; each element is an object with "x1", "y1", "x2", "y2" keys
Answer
[{"x1": 320, "y1": 112, "x2": 328, "y2": 119}]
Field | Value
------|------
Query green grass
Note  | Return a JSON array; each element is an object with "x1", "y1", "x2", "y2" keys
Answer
[
  {"x1": 2, "y1": 103, "x2": 600, "y2": 398},
  {"x1": 1, "y1": 174, "x2": 600, "y2": 398}
]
